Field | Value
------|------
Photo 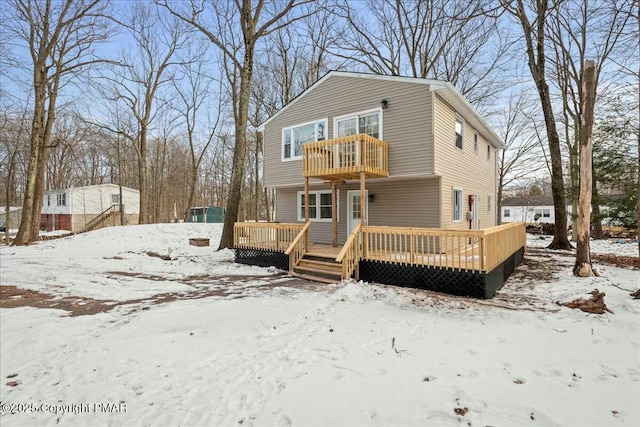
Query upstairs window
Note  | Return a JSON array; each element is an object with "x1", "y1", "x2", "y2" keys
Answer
[
  {"x1": 487, "y1": 144, "x2": 491, "y2": 160},
  {"x1": 282, "y1": 119, "x2": 327, "y2": 161},
  {"x1": 46, "y1": 195, "x2": 51, "y2": 206},
  {"x1": 455, "y1": 118, "x2": 463, "y2": 149},
  {"x1": 57, "y1": 193, "x2": 66, "y2": 206},
  {"x1": 504, "y1": 208, "x2": 511, "y2": 218},
  {"x1": 487, "y1": 195, "x2": 492, "y2": 213},
  {"x1": 335, "y1": 109, "x2": 381, "y2": 138},
  {"x1": 111, "y1": 194, "x2": 120, "y2": 204},
  {"x1": 474, "y1": 133, "x2": 479, "y2": 152}
]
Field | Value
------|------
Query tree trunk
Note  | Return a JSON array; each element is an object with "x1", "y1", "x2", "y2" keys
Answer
[
  {"x1": 536, "y1": 78, "x2": 572, "y2": 250},
  {"x1": 218, "y1": 47, "x2": 254, "y2": 250},
  {"x1": 574, "y1": 60, "x2": 596, "y2": 277},
  {"x1": 138, "y1": 125, "x2": 149, "y2": 224},
  {"x1": 591, "y1": 167, "x2": 604, "y2": 239}
]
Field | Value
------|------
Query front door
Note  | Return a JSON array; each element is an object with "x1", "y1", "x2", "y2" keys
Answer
[{"x1": 347, "y1": 190, "x2": 368, "y2": 234}]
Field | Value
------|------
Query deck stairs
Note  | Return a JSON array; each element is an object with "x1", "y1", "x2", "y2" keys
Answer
[
  {"x1": 291, "y1": 249, "x2": 343, "y2": 284},
  {"x1": 83, "y1": 204, "x2": 120, "y2": 233}
]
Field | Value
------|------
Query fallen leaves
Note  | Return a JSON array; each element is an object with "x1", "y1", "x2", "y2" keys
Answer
[{"x1": 559, "y1": 289, "x2": 613, "y2": 314}]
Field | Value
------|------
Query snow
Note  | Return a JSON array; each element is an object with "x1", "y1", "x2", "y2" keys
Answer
[{"x1": 1, "y1": 223, "x2": 639, "y2": 426}]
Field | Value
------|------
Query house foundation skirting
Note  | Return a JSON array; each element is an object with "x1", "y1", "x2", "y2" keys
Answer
[
  {"x1": 359, "y1": 247, "x2": 525, "y2": 299},
  {"x1": 234, "y1": 248, "x2": 289, "y2": 271}
]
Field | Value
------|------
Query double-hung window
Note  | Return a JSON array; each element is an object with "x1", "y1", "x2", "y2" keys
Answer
[
  {"x1": 57, "y1": 193, "x2": 66, "y2": 206},
  {"x1": 334, "y1": 109, "x2": 381, "y2": 139},
  {"x1": 297, "y1": 190, "x2": 337, "y2": 222},
  {"x1": 455, "y1": 118, "x2": 464, "y2": 149},
  {"x1": 282, "y1": 119, "x2": 327, "y2": 161},
  {"x1": 452, "y1": 188, "x2": 463, "y2": 221},
  {"x1": 504, "y1": 208, "x2": 511, "y2": 218}
]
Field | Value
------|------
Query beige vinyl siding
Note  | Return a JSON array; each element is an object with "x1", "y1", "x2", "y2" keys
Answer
[
  {"x1": 275, "y1": 177, "x2": 440, "y2": 244},
  {"x1": 264, "y1": 75, "x2": 435, "y2": 188},
  {"x1": 433, "y1": 95, "x2": 497, "y2": 229}
]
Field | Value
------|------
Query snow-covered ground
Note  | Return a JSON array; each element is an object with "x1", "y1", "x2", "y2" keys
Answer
[{"x1": 1, "y1": 223, "x2": 638, "y2": 426}]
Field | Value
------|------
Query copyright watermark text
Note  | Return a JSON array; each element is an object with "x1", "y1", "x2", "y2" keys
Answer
[{"x1": 1, "y1": 402, "x2": 127, "y2": 415}]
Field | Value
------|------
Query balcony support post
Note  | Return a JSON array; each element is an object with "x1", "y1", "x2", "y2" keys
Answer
[
  {"x1": 359, "y1": 138, "x2": 367, "y2": 226},
  {"x1": 332, "y1": 181, "x2": 338, "y2": 247},
  {"x1": 304, "y1": 176, "x2": 310, "y2": 251}
]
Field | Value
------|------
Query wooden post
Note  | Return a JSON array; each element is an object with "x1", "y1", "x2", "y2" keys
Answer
[
  {"x1": 359, "y1": 138, "x2": 366, "y2": 226},
  {"x1": 332, "y1": 181, "x2": 338, "y2": 247},
  {"x1": 304, "y1": 176, "x2": 310, "y2": 252}
]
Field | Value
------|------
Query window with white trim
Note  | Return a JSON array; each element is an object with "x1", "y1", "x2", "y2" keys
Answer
[
  {"x1": 56, "y1": 193, "x2": 66, "y2": 206},
  {"x1": 504, "y1": 208, "x2": 511, "y2": 218},
  {"x1": 487, "y1": 144, "x2": 491, "y2": 160},
  {"x1": 534, "y1": 208, "x2": 551, "y2": 218},
  {"x1": 297, "y1": 190, "x2": 338, "y2": 222},
  {"x1": 282, "y1": 119, "x2": 327, "y2": 160},
  {"x1": 455, "y1": 117, "x2": 464, "y2": 149},
  {"x1": 334, "y1": 109, "x2": 381, "y2": 138},
  {"x1": 452, "y1": 188, "x2": 463, "y2": 221},
  {"x1": 111, "y1": 194, "x2": 120, "y2": 204},
  {"x1": 487, "y1": 195, "x2": 492, "y2": 213},
  {"x1": 474, "y1": 132, "x2": 478, "y2": 152},
  {"x1": 46, "y1": 195, "x2": 51, "y2": 206}
]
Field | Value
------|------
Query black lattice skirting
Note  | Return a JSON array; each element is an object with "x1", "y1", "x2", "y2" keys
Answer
[
  {"x1": 234, "y1": 248, "x2": 289, "y2": 271},
  {"x1": 359, "y1": 247, "x2": 525, "y2": 299}
]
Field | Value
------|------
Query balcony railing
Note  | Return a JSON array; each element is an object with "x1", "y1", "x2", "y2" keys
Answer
[{"x1": 303, "y1": 133, "x2": 389, "y2": 180}]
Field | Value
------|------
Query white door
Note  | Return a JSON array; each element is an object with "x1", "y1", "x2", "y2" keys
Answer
[{"x1": 348, "y1": 190, "x2": 368, "y2": 234}]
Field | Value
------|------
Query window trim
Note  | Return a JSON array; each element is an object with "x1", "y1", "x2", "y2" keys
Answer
[
  {"x1": 56, "y1": 193, "x2": 66, "y2": 207},
  {"x1": 474, "y1": 132, "x2": 479, "y2": 152},
  {"x1": 282, "y1": 118, "x2": 328, "y2": 162},
  {"x1": 487, "y1": 195, "x2": 492, "y2": 213},
  {"x1": 333, "y1": 108, "x2": 383, "y2": 139},
  {"x1": 504, "y1": 208, "x2": 511, "y2": 218},
  {"x1": 487, "y1": 144, "x2": 491, "y2": 160},
  {"x1": 452, "y1": 187, "x2": 463, "y2": 222},
  {"x1": 111, "y1": 194, "x2": 120, "y2": 205},
  {"x1": 455, "y1": 116, "x2": 464, "y2": 150},
  {"x1": 297, "y1": 190, "x2": 339, "y2": 222}
]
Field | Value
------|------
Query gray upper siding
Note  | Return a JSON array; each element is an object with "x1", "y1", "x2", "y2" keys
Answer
[{"x1": 263, "y1": 75, "x2": 435, "y2": 188}]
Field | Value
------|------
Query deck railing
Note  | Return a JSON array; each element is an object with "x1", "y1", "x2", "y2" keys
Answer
[
  {"x1": 361, "y1": 222, "x2": 525, "y2": 272},
  {"x1": 233, "y1": 222, "x2": 305, "y2": 251},
  {"x1": 303, "y1": 133, "x2": 389, "y2": 179},
  {"x1": 284, "y1": 222, "x2": 311, "y2": 271},
  {"x1": 336, "y1": 223, "x2": 361, "y2": 279}
]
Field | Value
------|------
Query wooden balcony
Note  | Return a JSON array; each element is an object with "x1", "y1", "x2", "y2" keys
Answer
[{"x1": 303, "y1": 133, "x2": 389, "y2": 181}]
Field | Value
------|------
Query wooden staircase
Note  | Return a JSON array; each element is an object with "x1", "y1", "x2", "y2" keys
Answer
[
  {"x1": 83, "y1": 204, "x2": 120, "y2": 233},
  {"x1": 291, "y1": 250, "x2": 343, "y2": 284}
]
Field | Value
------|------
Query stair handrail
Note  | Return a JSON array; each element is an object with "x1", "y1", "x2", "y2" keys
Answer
[
  {"x1": 84, "y1": 204, "x2": 120, "y2": 232},
  {"x1": 336, "y1": 223, "x2": 361, "y2": 280},
  {"x1": 284, "y1": 222, "x2": 311, "y2": 271}
]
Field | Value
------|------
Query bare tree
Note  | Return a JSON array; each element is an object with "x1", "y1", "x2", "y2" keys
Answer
[
  {"x1": 547, "y1": 0, "x2": 633, "y2": 240},
  {"x1": 500, "y1": 0, "x2": 572, "y2": 250},
  {"x1": 170, "y1": 44, "x2": 224, "y2": 222},
  {"x1": 334, "y1": 0, "x2": 511, "y2": 112},
  {"x1": 100, "y1": 3, "x2": 187, "y2": 224},
  {"x1": 7, "y1": 0, "x2": 111, "y2": 245},
  {"x1": 159, "y1": 0, "x2": 316, "y2": 249},
  {"x1": 497, "y1": 90, "x2": 546, "y2": 223}
]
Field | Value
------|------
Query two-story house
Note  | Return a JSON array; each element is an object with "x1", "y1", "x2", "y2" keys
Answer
[
  {"x1": 41, "y1": 183, "x2": 140, "y2": 233},
  {"x1": 234, "y1": 72, "x2": 525, "y2": 298}
]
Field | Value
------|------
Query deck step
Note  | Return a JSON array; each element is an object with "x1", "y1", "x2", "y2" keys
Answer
[
  {"x1": 298, "y1": 258, "x2": 342, "y2": 273},
  {"x1": 290, "y1": 271, "x2": 341, "y2": 284},
  {"x1": 292, "y1": 265, "x2": 342, "y2": 282}
]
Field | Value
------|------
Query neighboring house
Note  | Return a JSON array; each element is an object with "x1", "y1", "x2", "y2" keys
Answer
[
  {"x1": 261, "y1": 71, "x2": 502, "y2": 242},
  {"x1": 501, "y1": 196, "x2": 560, "y2": 224},
  {"x1": 234, "y1": 71, "x2": 524, "y2": 299},
  {"x1": 41, "y1": 184, "x2": 140, "y2": 232},
  {"x1": 0, "y1": 206, "x2": 22, "y2": 231}
]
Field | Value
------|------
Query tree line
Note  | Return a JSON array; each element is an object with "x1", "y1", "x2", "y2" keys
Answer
[{"x1": 1, "y1": 0, "x2": 638, "y2": 265}]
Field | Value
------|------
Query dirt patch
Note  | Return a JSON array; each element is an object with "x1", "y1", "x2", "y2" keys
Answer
[
  {"x1": 0, "y1": 274, "x2": 324, "y2": 317},
  {"x1": 592, "y1": 253, "x2": 640, "y2": 270},
  {"x1": 559, "y1": 289, "x2": 614, "y2": 314}
]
